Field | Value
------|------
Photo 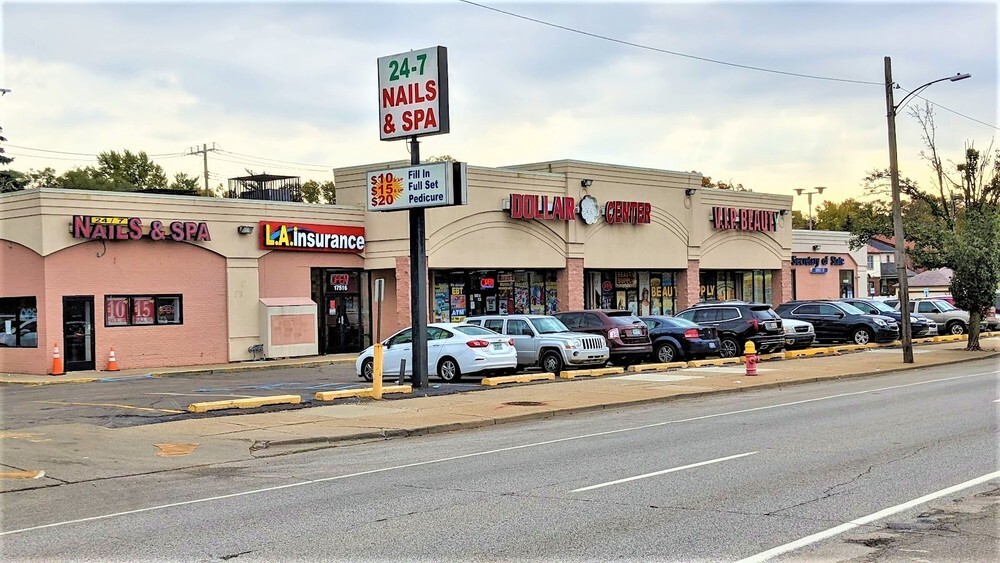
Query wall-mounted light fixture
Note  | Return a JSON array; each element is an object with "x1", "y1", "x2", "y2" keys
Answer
[
  {"x1": 237, "y1": 225, "x2": 255, "y2": 235},
  {"x1": 580, "y1": 179, "x2": 593, "y2": 188},
  {"x1": 812, "y1": 244, "x2": 822, "y2": 251},
  {"x1": 779, "y1": 209, "x2": 789, "y2": 216},
  {"x1": 684, "y1": 188, "x2": 697, "y2": 196}
]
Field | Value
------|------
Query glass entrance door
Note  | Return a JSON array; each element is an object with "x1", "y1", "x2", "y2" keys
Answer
[
  {"x1": 63, "y1": 296, "x2": 95, "y2": 371},
  {"x1": 312, "y1": 269, "x2": 368, "y2": 355}
]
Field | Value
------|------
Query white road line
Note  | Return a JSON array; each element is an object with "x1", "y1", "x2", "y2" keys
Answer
[
  {"x1": 572, "y1": 451, "x2": 757, "y2": 492},
  {"x1": 736, "y1": 469, "x2": 1000, "y2": 563},
  {"x1": 2, "y1": 368, "x2": 996, "y2": 537}
]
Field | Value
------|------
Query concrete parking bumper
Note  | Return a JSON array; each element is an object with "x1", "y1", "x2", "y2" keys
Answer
[{"x1": 187, "y1": 395, "x2": 303, "y2": 413}]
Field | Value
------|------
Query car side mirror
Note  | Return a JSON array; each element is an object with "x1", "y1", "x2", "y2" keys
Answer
[
  {"x1": 837, "y1": 312, "x2": 845, "y2": 318},
  {"x1": 931, "y1": 308, "x2": 941, "y2": 313}
]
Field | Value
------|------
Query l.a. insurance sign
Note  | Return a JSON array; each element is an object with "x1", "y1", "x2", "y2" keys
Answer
[
  {"x1": 378, "y1": 46, "x2": 450, "y2": 141},
  {"x1": 367, "y1": 162, "x2": 467, "y2": 212}
]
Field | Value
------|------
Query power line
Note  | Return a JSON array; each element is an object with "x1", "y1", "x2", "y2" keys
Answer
[
  {"x1": 909, "y1": 93, "x2": 999, "y2": 131},
  {"x1": 210, "y1": 154, "x2": 330, "y2": 173},
  {"x1": 6, "y1": 152, "x2": 95, "y2": 162},
  {"x1": 458, "y1": 0, "x2": 883, "y2": 86},
  {"x1": 6, "y1": 144, "x2": 186, "y2": 158},
  {"x1": 216, "y1": 148, "x2": 333, "y2": 169}
]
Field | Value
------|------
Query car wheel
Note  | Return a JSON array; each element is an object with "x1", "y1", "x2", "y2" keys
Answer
[
  {"x1": 947, "y1": 321, "x2": 966, "y2": 335},
  {"x1": 719, "y1": 337, "x2": 740, "y2": 358},
  {"x1": 655, "y1": 342, "x2": 678, "y2": 363},
  {"x1": 437, "y1": 357, "x2": 462, "y2": 383},
  {"x1": 852, "y1": 327, "x2": 873, "y2": 345},
  {"x1": 361, "y1": 358, "x2": 374, "y2": 382},
  {"x1": 540, "y1": 350, "x2": 563, "y2": 374}
]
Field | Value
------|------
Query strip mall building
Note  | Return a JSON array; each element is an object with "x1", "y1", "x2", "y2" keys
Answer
[{"x1": 2, "y1": 160, "x2": 802, "y2": 375}]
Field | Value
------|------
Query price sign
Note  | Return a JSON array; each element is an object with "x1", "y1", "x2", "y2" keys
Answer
[
  {"x1": 133, "y1": 297, "x2": 155, "y2": 325},
  {"x1": 378, "y1": 46, "x2": 449, "y2": 141},
  {"x1": 367, "y1": 162, "x2": 466, "y2": 212},
  {"x1": 106, "y1": 297, "x2": 129, "y2": 326}
]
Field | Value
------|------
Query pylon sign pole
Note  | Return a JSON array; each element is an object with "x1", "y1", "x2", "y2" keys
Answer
[{"x1": 372, "y1": 45, "x2": 465, "y2": 389}]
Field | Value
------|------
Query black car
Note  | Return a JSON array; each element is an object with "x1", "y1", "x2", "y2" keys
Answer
[
  {"x1": 840, "y1": 298, "x2": 936, "y2": 338},
  {"x1": 639, "y1": 315, "x2": 721, "y2": 363},
  {"x1": 674, "y1": 301, "x2": 785, "y2": 357},
  {"x1": 774, "y1": 300, "x2": 899, "y2": 345}
]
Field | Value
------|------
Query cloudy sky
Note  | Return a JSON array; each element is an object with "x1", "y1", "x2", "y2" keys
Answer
[{"x1": 2, "y1": 1, "x2": 996, "y2": 210}]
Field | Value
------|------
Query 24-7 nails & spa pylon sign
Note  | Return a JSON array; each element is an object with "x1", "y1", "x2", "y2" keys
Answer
[{"x1": 378, "y1": 46, "x2": 450, "y2": 141}]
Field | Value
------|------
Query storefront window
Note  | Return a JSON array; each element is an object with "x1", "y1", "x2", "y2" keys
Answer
[
  {"x1": 700, "y1": 270, "x2": 773, "y2": 303},
  {"x1": 105, "y1": 295, "x2": 183, "y2": 327},
  {"x1": 586, "y1": 270, "x2": 677, "y2": 315},
  {"x1": 0, "y1": 297, "x2": 38, "y2": 348},
  {"x1": 433, "y1": 270, "x2": 558, "y2": 321}
]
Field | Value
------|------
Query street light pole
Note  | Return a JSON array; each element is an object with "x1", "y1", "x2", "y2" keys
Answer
[
  {"x1": 793, "y1": 187, "x2": 826, "y2": 230},
  {"x1": 883, "y1": 56, "x2": 970, "y2": 365}
]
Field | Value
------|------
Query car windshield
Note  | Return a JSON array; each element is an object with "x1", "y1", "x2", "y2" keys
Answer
[
  {"x1": 838, "y1": 302, "x2": 867, "y2": 315},
  {"x1": 455, "y1": 325, "x2": 500, "y2": 336},
  {"x1": 665, "y1": 317, "x2": 698, "y2": 328},
  {"x1": 935, "y1": 301, "x2": 958, "y2": 311},
  {"x1": 868, "y1": 301, "x2": 897, "y2": 313},
  {"x1": 606, "y1": 312, "x2": 644, "y2": 326},
  {"x1": 750, "y1": 306, "x2": 779, "y2": 320},
  {"x1": 529, "y1": 317, "x2": 570, "y2": 334}
]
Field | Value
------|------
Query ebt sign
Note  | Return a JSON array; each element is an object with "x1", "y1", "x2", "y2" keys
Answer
[{"x1": 378, "y1": 46, "x2": 450, "y2": 141}]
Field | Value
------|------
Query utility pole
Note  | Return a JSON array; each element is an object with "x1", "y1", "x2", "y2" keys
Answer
[{"x1": 187, "y1": 143, "x2": 217, "y2": 194}]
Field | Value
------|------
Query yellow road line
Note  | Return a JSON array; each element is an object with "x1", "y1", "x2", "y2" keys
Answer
[
  {"x1": 0, "y1": 470, "x2": 45, "y2": 479},
  {"x1": 34, "y1": 400, "x2": 185, "y2": 414}
]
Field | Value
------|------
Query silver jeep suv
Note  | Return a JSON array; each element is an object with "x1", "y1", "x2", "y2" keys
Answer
[{"x1": 464, "y1": 314, "x2": 609, "y2": 374}]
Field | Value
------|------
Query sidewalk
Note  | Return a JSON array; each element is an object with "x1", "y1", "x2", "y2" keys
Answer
[
  {"x1": 1, "y1": 337, "x2": 998, "y2": 492},
  {"x1": 0, "y1": 352, "x2": 358, "y2": 385}
]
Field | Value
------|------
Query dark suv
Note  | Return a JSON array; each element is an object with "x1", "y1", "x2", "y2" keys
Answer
[
  {"x1": 775, "y1": 300, "x2": 899, "y2": 345},
  {"x1": 840, "y1": 298, "x2": 936, "y2": 338},
  {"x1": 553, "y1": 310, "x2": 652, "y2": 367},
  {"x1": 674, "y1": 301, "x2": 785, "y2": 357}
]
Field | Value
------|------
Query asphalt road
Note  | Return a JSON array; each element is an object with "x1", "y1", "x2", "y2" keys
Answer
[
  {"x1": 2, "y1": 358, "x2": 997, "y2": 561},
  {"x1": 0, "y1": 362, "x2": 487, "y2": 429}
]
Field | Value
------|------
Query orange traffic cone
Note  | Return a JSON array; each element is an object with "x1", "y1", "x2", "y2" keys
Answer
[
  {"x1": 51, "y1": 343, "x2": 64, "y2": 376},
  {"x1": 107, "y1": 347, "x2": 119, "y2": 372}
]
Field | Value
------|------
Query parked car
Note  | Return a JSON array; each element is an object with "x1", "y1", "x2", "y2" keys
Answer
[
  {"x1": 775, "y1": 300, "x2": 899, "y2": 345},
  {"x1": 900, "y1": 298, "x2": 985, "y2": 335},
  {"x1": 780, "y1": 318, "x2": 816, "y2": 350},
  {"x1": 840, "y1": 298, "x2": 937, "y2": 338},
  {"x1": 673, "y1": 301, "x2": 785, "y2": 358},
  {"x1": 639, "y1": 315, "x2": 721, "y2": 363},
  {"x1": 553, "y1": 310, "x2": 652, "y2": 367},
  {"x1": 356, "y1": 323, "x2": 517, "y2": 383},
  {"x1": 464, "y1": 314, "x2": 608, "y2": 374}
]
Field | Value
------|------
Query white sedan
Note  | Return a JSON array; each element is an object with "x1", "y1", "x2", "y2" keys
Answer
[{"x1": 356, "y1": 323, "x2": 517, "y2": 383}]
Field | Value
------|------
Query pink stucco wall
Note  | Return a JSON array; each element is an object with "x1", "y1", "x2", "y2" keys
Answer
[
  {"x1": 269, "y1": 314, "x2": 315, "y2": 346},
  {"x1": 791, "y1": 253, "x2": 858, "y2": 300},
  {"x1": 258, "y1": 250, "x2": 364, "y2": 298},
  {"x1": 2, "y1": 238, "x2": 229, "y2": 374},
  {"x1": 0, "y1": 241, "x2": 48, "y2": 374}
]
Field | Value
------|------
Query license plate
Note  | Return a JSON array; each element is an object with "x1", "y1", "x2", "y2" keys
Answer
[
  {"x1": 709, "y1": 342, "x2": 716, "y2": 349},
  {"x1": 492, "y1": 342, "x2": 503, "y2": 350},
  {"x1": 632, "y1": 328, "x2": 642, "y2": 336}
]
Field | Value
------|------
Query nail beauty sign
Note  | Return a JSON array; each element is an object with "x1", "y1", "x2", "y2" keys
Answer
[{"x1": 378, "y1": 46, "x2": 450, "y2": 141}]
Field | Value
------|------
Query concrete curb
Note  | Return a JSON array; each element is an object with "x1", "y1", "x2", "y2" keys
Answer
[
  {"x1": 785, "y1": 347, "x2": 840, "y2": 359},
  {"x1": 314, "y1": 385, "x2": 413, "y2": 401},
  {"x1": 481, "y1": 373, "x2": 555, "y2": 386},
  {"x1": 188, "y1": 394, "x2": 303, "y2": 413},
  {"x1": 257, "y1": 351, "x2": 1000, "y2": 452}
]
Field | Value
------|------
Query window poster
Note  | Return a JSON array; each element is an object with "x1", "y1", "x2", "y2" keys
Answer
[
  {"x1": 615, "y1": 270, "x2": 637, "y2": 288},
  {"x1": 650, "y1": 275, "x2": 662, "y2": 315},
  {"x1": 515, "y1": 288, "x2": 529, "y2": 313},
  {"x1": 530, "y1": 285, "x2": 544, "y2": 315},
  {"x1": 133, "y1": 297, "x2": 155, "y2": 325},
  {"x1": 638, "y1": 272, "x2": 650, "y2": 315},
  {"x1": 450, "y1": 285, "x2": 466, "y2": 322},
  {"x1": 486, "y1": 296, "x2": 497, "y2": 313},
  {"x1": 615, "y1": 290, "x2": 626, "y2": 310},
  {"x1": 106, "y1": 297, "x2": 130, "y2": 326},
  {"x1": 433, "y1": 283, "x2": 450, "y2": 322},
  {"x1": 627, "y1": 290, "x2": 638, "y2": 315}
]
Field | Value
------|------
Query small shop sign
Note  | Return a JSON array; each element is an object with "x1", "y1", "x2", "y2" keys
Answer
[
  {"x1": 259, "y1": 221, "x2": 365, "y2": 253},
  {"x1": 792, "y1": 255, "x2": 846, "y2": 267},
  {"x1": 367, "y1": 162, "x2": 467, "y2": 212},
  {"x1": 710, "y1": 207, "x2": 779, "y2": 232},
  {"x1": 72, "y1": 216, "x2": 211, "y2": 242}
]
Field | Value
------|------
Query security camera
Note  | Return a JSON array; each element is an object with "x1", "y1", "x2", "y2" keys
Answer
[{"x1": 0, "y1": 89, "x2": 11, "y2": 96}]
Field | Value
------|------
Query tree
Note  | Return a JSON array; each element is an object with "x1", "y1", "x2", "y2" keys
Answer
[
  {"x1": 426, "y1": 154, "x2": 456, "y2": 162},
  {"x1": 56, "y1": 167, "x2": 132, "y2": 191},
  {"x1": 0, "y1": 124, "x2": 12, "y2": 167},
  {"x1": 854, "y1": 103, "x2": 1000, "y2": 350},
  {"x1": 96, "y1": 150, "x2": 168, "y2": 191},
  {"x1": 791, "y1": 210, "x2": 809, "y2": 229},
  {"x1": 699, "y1": 174, "x2": 750, "y2": 191},
  {"x1": 169, "y1": 172, "x2": 200, "y2": 192},
  {"x1": 301, "y1": 179, "x2": 337, "y2": 204}
]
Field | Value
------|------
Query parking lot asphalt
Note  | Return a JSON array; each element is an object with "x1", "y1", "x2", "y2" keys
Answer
[{"x1": 1, "y1": 335, "x2": 997, "y2": 492}]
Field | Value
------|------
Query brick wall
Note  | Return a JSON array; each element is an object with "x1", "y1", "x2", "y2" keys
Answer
[
  {"x1": 676, "y1": 260, "x2": 701, "y2": 310},
  {"x1": 557, "y1": 258, "x2": 584, "y2": 311},
  {"x1": 773, "y1": 260, "x2": 793, "y2": 305}
]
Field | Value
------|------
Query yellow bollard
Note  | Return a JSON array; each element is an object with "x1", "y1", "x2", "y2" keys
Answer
[{"x1": 372, "y1": 343, "x2": 384, "y2": 400}]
